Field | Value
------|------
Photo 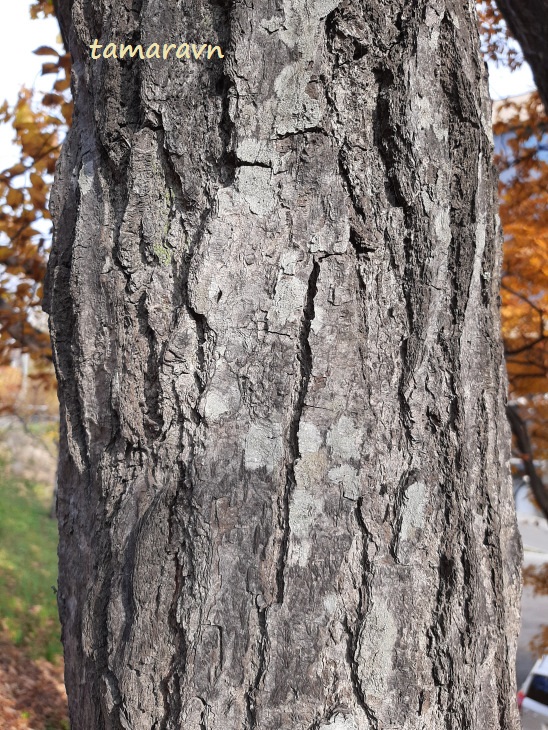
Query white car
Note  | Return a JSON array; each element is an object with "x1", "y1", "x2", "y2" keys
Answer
[{"x1": 519, "y1": 656, "x2": 548, "y2": 729}]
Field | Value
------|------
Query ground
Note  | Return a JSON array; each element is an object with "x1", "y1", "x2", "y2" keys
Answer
[
  {"x1": 0, "y1": 632, "x2": 67, "y2": 730},
  {"x1": 0, "y1": 416, "x2": 68, "y2": 730}
]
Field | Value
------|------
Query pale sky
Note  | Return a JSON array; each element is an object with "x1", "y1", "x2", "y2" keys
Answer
[
  {"x1": 0, "y1": 4, "x2": 63, "y2": 168},
  {"x1": 488, "y1": 58, "x2": 536, "y2": 100},
  {"x1": 0, "y1": 4, "x2": 538, "y2": 171}
]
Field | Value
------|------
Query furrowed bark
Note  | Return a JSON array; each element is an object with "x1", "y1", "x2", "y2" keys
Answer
[{"x1": 44, "y1": 0, "x2": 522, "y2": 728}]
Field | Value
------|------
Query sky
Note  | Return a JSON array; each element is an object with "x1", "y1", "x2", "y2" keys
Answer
[
  {"x1": 0, "y1": 4, "x2": 539, "y2": 171},
  {"x1": 0, "y1": 4, "x2": 63, "y2": 169},
  {"x1": 488, "y1": 59, "x2": 536, "y2": 101}
]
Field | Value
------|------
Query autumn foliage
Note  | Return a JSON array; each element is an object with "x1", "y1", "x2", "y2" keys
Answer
[
  {"x1": 0, "y1": 0, "x2": 70, "y2": 368},
  {"x1": 495, "y1": 92, "x2": 548, "y2": 458}
]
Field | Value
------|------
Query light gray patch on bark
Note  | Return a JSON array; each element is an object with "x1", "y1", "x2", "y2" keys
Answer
[
  {"x1": 268, "y1": 274, "x2": 309, "y2": 331},
  {"x1": 298, "y1": 420, "x2": 323, "y2": 453},
  {"x1": 328, "y1": 464, "x2": 360, "y2": 501},
  {"x1": 203, "y1": 380, "x2": 241, "y2": 422},
  {"x1": 237, "y1": 166, "x2": 277, "y2": 216},
  {"x1": 319, "y1": 713, "x2": 360, "y2": 730},
  {"x1": 356, "y1": 597, "x2": 398, "y2": 695},
  {"x1": 326, "y1": 416, "x2": 363, "y2": 463},
  {"x1": 244, "y1": 421, "x2": 284, "y2": 473}
]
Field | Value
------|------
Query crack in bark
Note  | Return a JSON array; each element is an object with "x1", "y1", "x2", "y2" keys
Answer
[
  {"x1": 194, "y1": 695, "x2": 211, "y2": 730},
  {"x1": 344, "y1": 497, "x2": 379, "y2": 729},
  {"x1": 186, "y1": 304, "x2": 213, "y2": 396},
  {"x1": 387, "y1": 468, "x2": 426, "y2": 564},
  {"x1": 274, "y1": 127, "x2": 330, "y2": 140},
  {"x1": 151, "y1": 118, "x2": 220, "y2": 417},
  {"x1": 438, "y1": 12, "x2": 484, "y2": 328},
  {"x1": 276, "y1": 259, "x2": 320, "y2": 603},
  {"x1": 160, "y1": 473, "x2": 194, "y2": 730},
  {"x1": 234, "y1": 158, "x2": 272, "y2": 169},
  {"x1": 245, "y1": 606, "x2": 269, "y2": 730},
  {"x1": 372, "y1": 73, "x2": 421, "y2": 461},
  {"x1": 336, "y1": 144, "x2": 369, "y2": 228},
  {"x1": 94, "y1": 534, "x2": 130, "y2": 730},
  {"x1": 136, "y1": 292, "x2": 165, "y2": 439}
]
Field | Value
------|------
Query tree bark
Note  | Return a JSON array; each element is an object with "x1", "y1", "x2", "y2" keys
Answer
[
  {"x1": 44, "y1": 0, "x2": 522, "y2": 728},
  {"x1": 495, "y1": 0, "x2": 548, "y2": 111}
]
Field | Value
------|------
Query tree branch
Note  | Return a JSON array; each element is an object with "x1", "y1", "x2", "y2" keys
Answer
[
  {"x1": 505, "y1": 336, "x2": 547, "y2": 356},
  {"x1": 501, "y1": 282, "x2": 545, "y2": 315},
  {"x1": 506, "y1": 402, "x2": 548, "y2": 521},
  {"x1": 495, "y1": 0, "x2": 548, "y2": 112}
]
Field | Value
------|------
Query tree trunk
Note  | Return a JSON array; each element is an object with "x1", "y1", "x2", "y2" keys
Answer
[{"x1": 44, "y1": 0, "x2": 522, "y2": 728}]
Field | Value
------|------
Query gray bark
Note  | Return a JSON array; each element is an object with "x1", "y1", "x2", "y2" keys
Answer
[{"x1": 44, "y1": 0, "x2": 522, "y2": 728}]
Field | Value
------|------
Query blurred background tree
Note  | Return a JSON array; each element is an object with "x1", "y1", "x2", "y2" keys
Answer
[
  {"x1": 0, "y1": 0, "x2": 70, "y2": 419},
  {"x1": 480, "y1": 0, "x2": 548, "y2": 515}
]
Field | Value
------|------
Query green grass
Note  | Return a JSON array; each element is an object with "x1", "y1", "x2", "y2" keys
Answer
[{"x1": 0, "y1": 460, "x2": 61, "y2": 661}]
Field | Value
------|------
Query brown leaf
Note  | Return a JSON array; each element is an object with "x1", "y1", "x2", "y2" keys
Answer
[
  {"x1": 6, "y1": 188, "x2": 24, "y2": 208},
  {"x1": 33, "y1": 46, "x2": 59, "y2": 57},
  {"x1": 40, "y1": 62, "x2": 59, "y2": 75}
]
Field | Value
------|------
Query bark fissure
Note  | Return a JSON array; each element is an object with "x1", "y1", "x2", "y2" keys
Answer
[
  {"x1": 159, "y1": 482, "x2": 189, "y2": 730},
  {"x1": 244, "y1": 606, "x2": 269, "y2": 730},
  {"x1": 347, "y1": 497, "x2": 378, "y2": 729},
  {"x1": 157, "y1": 124, "x2": 219, "y2": 405},
  {"x1": 277, "y1": 259, "x2": 320, "y2": 603},
  {"x1": 94, "y1": 544, "x2": 125, "y2": 730},
  {"x1": 332, "y1": 138, "x2": 370, "y2": 245}
]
